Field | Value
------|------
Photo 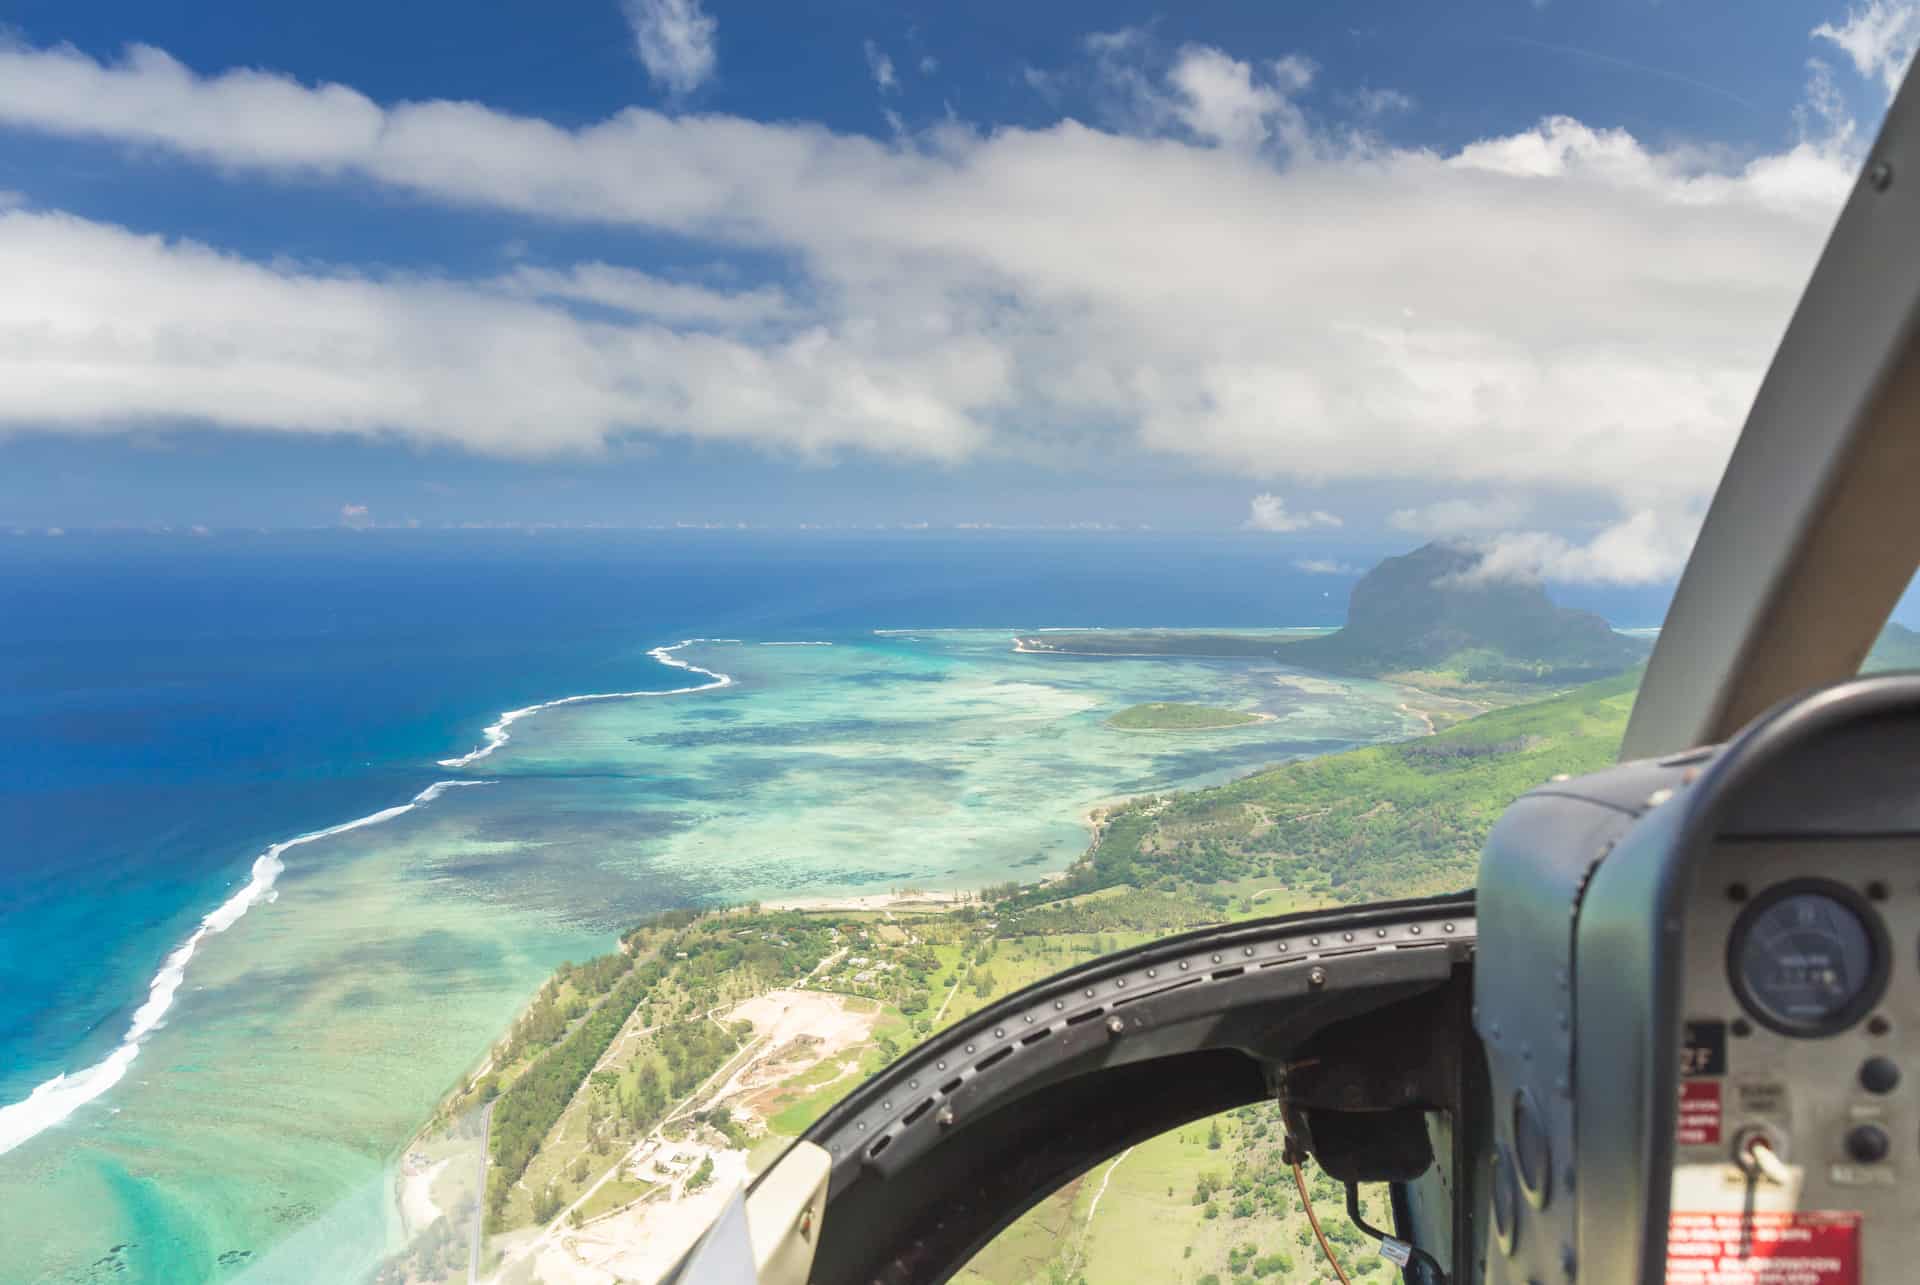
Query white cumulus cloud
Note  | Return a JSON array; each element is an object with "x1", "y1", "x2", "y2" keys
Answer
[
  {"x1": 1389, "y1": 496, "x2": 1534, "y2": 536},
  {"x1": 0, "y1": 209, "x2": 1000, "y2": 458},
  {"x1": 623, "y1": 0, "x2": 718, "y2": 98},
  {"x1": 0, "y1": 33, "x2": 1874, "y2": 570},
  {"x1": 1456, "y1": 509, "x2": 1701, "y2": 586},
  {"x1": 1293, "y1": 557, "x2": 1357, "y2": 575},
  {"x1": 1246, "y1": 494, "x2": 1342, "y2": 532},
  {"x1": 865, "y1": 40, "x2": 899, "y2": 94},
  {"x1": 1814, "y1": 0, "x2": 1920, "y2": 96},
  {"x1": 1345, "y1": 86, "x2": 1413, "y2": 116}
]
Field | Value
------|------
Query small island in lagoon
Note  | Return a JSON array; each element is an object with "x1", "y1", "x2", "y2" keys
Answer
[{"x1": 1107, "y1": 702, "x2": 1266, "y2": 731}]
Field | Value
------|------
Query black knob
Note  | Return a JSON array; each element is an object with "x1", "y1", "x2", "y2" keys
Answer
[
  {"x1": 1861, "y1": 1057, "x2": 1901, "y2": 1095},
  {"x1": 1845, "y1": 1124, "x2": 1890, "y2": 1164}
]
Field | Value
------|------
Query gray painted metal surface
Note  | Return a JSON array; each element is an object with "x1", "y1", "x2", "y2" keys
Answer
[{"x1": 1623, "y1": 65, "x2": 1920, "y2": 760}]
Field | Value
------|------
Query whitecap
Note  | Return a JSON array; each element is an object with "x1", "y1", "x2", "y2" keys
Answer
[{"x1": 436, "y1": 639, "x2": 736, "y2": 768}]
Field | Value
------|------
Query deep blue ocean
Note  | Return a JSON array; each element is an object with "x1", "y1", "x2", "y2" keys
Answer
[{"x1": 0, "y1": 530, "x2": 1678, "y2": 1109}]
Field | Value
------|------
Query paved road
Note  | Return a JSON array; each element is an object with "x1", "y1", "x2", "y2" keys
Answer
[{"x1": 469, "y1": 1101, "x2": 494, "y2": 1285}]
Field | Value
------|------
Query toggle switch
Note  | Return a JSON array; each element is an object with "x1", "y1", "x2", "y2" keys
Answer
[{"x1": 1845, "y1": 1124, "x2": 1890, "y2": 1164}]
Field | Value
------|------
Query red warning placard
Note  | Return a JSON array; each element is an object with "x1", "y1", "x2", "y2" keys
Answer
[
  {"x1": 1677, "y1": 1079, "x2": 1722, "y2": 1146},
  {"x1": 1666, "y1": 1211, "x2": 1860, "y2": 1285}
]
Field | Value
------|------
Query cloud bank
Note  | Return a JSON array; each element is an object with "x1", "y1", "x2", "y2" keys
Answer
[{"x1": 0, "y1": 29, "x2": 1886, "y2": 577}]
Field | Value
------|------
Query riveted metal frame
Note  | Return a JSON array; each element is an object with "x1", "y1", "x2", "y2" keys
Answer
[{"x1": 764, "y1": 895, "x2": 1476, "y2": 1284}]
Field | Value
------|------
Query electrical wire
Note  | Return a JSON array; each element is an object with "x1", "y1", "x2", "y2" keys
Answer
[
  {"x1": 1290, "y1": 1157, "x2": 1353, "y2": 1285},
  {"x1": 1344, "y1": 1181, "x2": 1448, "y2": 1283}
]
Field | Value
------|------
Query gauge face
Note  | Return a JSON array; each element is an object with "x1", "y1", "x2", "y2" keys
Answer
[{"x1": 1728, "y1": 881, "x2": 1886, "y2": 1036}]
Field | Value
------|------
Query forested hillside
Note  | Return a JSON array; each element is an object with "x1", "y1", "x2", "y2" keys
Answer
[{"x1": 1004, "y1": 668, "x2": 1639, "y2": 915}]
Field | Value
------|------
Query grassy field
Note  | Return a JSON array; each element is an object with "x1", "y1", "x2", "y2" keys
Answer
[
  {"x1": 1109, "y1": 702, "x2": 1265, "y2": 731},
  {"x1": 576, "y1": 1177, "x2": 655, "y2": 1222},
  {"x1": 956, "y1": 1106, "x2": 1397, "y2": 1285}
]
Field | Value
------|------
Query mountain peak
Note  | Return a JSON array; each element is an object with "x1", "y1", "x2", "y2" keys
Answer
[{"x1": 1287, "y1": 543, "x2": 1646, "y2": 682}]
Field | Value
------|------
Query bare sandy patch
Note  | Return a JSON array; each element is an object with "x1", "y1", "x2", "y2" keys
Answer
[
  {"x1": 398, "y1": 1155, "x2": 447, "y2": 1236},
  {"x1": 708, "y1": 989, "x2": 878, "y2": 1123},
  {"x1": 538, "y1": 1144, "x2": 751, "y2": 1285}
]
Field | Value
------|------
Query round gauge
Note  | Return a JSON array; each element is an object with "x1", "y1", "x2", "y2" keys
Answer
[{"x1": 1727, "y1": 880, "x2": 1888, "y2": 1037}]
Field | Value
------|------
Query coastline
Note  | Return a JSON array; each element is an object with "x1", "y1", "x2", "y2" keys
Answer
[
  {"x1": 437, "y1": 639, "x2": 738, "y2": 768},
  {"x1": 0, "y1": 639, "x2": 744, "y2": 1163},
  {"x1": 10, "y1": 621, "x2": 1426, "y2": 1280},
  {"x1": 0, "y1": 778, "x2": 496, "y2": 1159}
]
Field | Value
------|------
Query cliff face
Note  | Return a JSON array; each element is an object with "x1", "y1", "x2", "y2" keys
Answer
[{"x1": 1283, "y1": 543, "x2": 1647, "y2": 681}]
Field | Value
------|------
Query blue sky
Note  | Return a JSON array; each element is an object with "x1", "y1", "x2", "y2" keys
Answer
[{"x1": 0, "y1": 0, "x2": 1915, "y2": 583}]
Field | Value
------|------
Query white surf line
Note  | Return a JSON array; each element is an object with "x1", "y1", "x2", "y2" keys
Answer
[
  {"x1": 438, "y1": 639, "x2": 738, "y2": 769},
  {"x1": 0, "y1": 779, "x2": 493, "y2": 1158},
  {"x1": 759, "y1": 641, "x2": 833, "y2": 646}
]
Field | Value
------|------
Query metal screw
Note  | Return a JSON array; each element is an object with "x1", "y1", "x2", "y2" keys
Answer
[
  {"x1": 1308, "y1": 966, "x2": 1327, "y2": 988},
  {"x1": 1871, "y1": 161, "x2": 1894, "y2": 191},
  {"x1": 1107, "y1": 1016, "x2": 1126, "y2": 1036},
  {"x1": 937, "y1": 1107, "x2": 955, "y2": 1128},
  {"x1": 1409, "y1": 925, "x2": 1422, "y2": 936}
]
